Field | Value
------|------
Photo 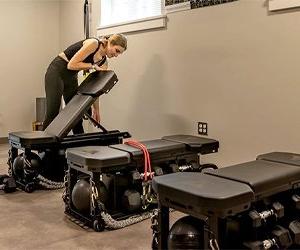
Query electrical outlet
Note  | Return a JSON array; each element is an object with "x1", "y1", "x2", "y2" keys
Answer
[{"x1": 198, "y1": 122, "x2": 208, "y2": 135}]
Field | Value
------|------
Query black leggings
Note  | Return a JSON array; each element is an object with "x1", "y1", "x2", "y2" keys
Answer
[{"x1": 43, "y1": 56, "x2": 84, "y2": 134}]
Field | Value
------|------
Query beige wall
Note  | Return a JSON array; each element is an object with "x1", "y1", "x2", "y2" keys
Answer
[
  {"x1": 0, "y1": 0, "x2": 60, "y2": 136},
  {"x1": 59, "y1": 0, "x2": 85, "y2": 50},
  {"x1": 2, "y1": 0, "x2": 300, "y2": 168},
  {"x1": 97, "y1": 0, "x2": 300, "y2": 167}
]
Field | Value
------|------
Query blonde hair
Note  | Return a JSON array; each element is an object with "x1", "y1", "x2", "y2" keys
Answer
[{"x1": 102, "y1": 34, "x2": 127, "y2": 50}]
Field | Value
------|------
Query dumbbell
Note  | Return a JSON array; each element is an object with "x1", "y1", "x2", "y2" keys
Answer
[
  {"x1": 153, "y1": 166, "x2": 163, "y2": 176},
  {"x1": 131, "y1": 170, "x2": 141, "y2": 182},
  {"x1": 249, "y1": 202, "x2": 284, "y2": 228},
  {"x1": 172, "y1": 162, "x2": 202, "y2": 172},
  {"x1": 292, "y1": 194, "x2": 300, "y2": 210},
  {"x1": 272, "y1": 225, "x2": 293, "y2": 248},
  {"x1": 243, "y1": 225, "x2": 292, "y2": 249},
  {"x1": 121, "y1": 189, "x2": 141, "y2": 212},
  {"x1": 169, "y1": 163, "x2": 179, "y2": 173},
  {"x1": 176, "y1": 162, "x2": 218, "y2": 172},
  {"x1": 289, "y1": 220, "x2": 300, "y2": 245},
  {"x1": 0, "y1": 174, "x2": 17, "y2": 193},
  {"x1": 243, "y1": 239, "x2": 276, "y2": 250}
]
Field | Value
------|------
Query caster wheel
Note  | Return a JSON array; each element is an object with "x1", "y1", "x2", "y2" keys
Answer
[
  {"x1": 24, "y1": 183, "x2": 35, "y2": 193},
  {"x1": 93, "y1": 219, "x2": 105, "y2": 232}
]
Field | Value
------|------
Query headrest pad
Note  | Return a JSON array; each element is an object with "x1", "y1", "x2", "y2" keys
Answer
[{"x1": 77, "y1": 70, "x2": 118, "y2": 97}]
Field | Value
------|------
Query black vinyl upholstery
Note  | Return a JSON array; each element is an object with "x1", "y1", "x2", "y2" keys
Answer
[{"x1": 45, "y1": 95, "x2": 94, "y2": 139}]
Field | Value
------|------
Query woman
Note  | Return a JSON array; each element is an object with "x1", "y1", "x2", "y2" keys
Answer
[{"x1": 43, "y1": 34, "x2": 127, "y2": 134}]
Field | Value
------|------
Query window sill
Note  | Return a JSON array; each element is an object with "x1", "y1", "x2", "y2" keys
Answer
[
  {"x1": 269, "y1": 0, "x2": 300, "y2": 11},
  {"x1": 165, "y1": 2, "x2": 191, "y2": 14},
  {"x1": 97, "y1": 15, "x2": 167, "y2": 36}
]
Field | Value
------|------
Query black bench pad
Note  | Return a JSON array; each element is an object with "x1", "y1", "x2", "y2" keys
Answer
[
  {"x1": 162, "y1": 135, "x2": 219, "y2": 154},
  {"x1": 67, "y1": 139, "x2": 187, "y2": 171},
  {"x1": 9, "y1": 131, "x2": 56, "y2": 146},
  {"x1": 77, "y1": 70, "x2": 118, "y2": 97},
  {"x1": 66, "y1": 146, "x2": 130, "y2": 172},
  {"x1": 110, "y1": 139, "x2": 186, "y2": 161},
  {"x1": 205, "y1": 160, "x2": 300, "y2": 199},
  {"x1": 152, "y1": 172, "x2": 254, "y2": 218},
  {"x1": 45, "y1": 95, "x2": 94, "y2": 139},
  {"x1": 257, "y1": 152, "x2": 300, "y2": 167}
]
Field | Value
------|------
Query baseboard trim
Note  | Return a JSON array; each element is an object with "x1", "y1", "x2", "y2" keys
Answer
[{"x1": 0, "y1": 137, "x2": 8, "y2": 144}]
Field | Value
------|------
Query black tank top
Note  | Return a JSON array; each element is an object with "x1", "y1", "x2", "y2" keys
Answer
[{"x1": 63, "y1": 38, "x2": 106, "y2": 66}]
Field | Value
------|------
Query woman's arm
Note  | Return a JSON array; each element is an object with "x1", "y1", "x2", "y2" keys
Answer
[
  {"x1": 90, "y1": 58, "x2": 108, "y2": 72},
  {"x1": 92, "y1": 98, "x2": 101, "y2": 123},
  {"x1": 67, "y1": 38, "x2": 98, "y2": 71}
]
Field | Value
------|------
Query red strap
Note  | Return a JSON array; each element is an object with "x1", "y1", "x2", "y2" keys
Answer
[{"x1": 125, "y1": 140, "x2": 152, "y2": 181}]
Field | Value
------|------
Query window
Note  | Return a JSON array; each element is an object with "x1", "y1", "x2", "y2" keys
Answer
[
  {"x1": 268, "y1": 0, "x2": 300, "y2": 11},
  {"x1": 98, "y1": 0, "x2": 166, "y2": 35}
]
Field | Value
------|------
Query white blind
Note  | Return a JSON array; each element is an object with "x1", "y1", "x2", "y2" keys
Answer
[{"x1": 100, "y1": 0, "x2": 163, "y2": 27}]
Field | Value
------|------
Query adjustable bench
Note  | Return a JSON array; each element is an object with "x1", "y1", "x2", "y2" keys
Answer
[
  {"x1": 152, "y1": 152, "x2": 300, "y2": 249},
  {"x1": 64, "y1": 135, "x2": 219, "y2": 231},
  {"x1": 7, "y1": 71, "x2": 130, "y2": 192}
]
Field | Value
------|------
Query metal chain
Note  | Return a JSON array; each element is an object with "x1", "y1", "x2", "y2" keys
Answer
[
  {"x1": 209, "y1": 238, "x2": 220, "y2": 250},
  {"x1": 142, "y1": 180, "x2": 155, "y2": 210},
  {"x1": 151, "y1": 209, "x2": 159, "y2": 249},
  {"x1": 36, "y1": 174, "x2": 64, "y2": 189},
  {"x1": 205, "y1": 226, "x2": 220, "y2": 250},
  {"x1": 23, "y1": 156, "x2": 64, "y2": 190},
  {"x1": 62, "y1": 170, "x2": 69, "y2": 203},
  {"x1": 91, "y1": 180, "x2": 99, "y2": 216},
  {"x1": 23, "y1": 157, "x2": 37, "y2": 177},
  {"x1": 90, "y1": 185, "x2": 154, "y2": 230},
  {"x1": 100, "y1": 208, "x2": 153, "y2": 230},
  {"x1": 91, "y1": 180, "x2": 153, "y2": 229},
  {"x1": 7, "y1": 150, "x2": 64, "y2": 190},
  {"x1": 141, "y1": 181, "x2": 152, "y2": 210},
  {"x1": 7, "y1": 149, "x2": 12, "y2": 177}
]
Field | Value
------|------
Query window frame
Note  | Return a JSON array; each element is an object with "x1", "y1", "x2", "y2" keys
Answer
[{"x1": 97, "y1": 0, "x2": 167, "y2": 35}]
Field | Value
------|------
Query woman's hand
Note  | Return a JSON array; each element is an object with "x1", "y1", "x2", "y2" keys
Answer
[
  {"x1": 92, "y1": 107, "x2": 101, "y2": 123},
  {"x1": 92, "y1": 95, "x2": 101, "y2": 124},
  {"x1": 92, "y1": 61, "x2": 109, "y2": 71},
  {"x1": 92, "y1": 64, "x2": 103, "y2": 71}
]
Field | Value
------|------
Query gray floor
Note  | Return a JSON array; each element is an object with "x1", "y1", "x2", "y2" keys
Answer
[{"x1": 0, "y1": 143, "x2": 181, "y2": 250}]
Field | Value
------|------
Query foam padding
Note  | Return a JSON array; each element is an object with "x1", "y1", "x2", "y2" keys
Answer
[
  {"x1": 152, "y1": 172, "x2": 254, "y2": 217},
  {"x1": 205, "y1": 160, "x2": 300, "y2": 198},
  {"x1": 110, "y1": 139, "x2": 186, "y2": 162},
  {"x1": 8, "y1": 131, "x2": 56, "y2": 147},
  {"x1": 66, "y1": 146, "x2": 130, "y2": 172},
  {"x1": 77, "y1": 70, "x2": 118, "y2": 97},
  {"x1": 45, "y1": 95, "x2": 93, "y2": 139},
  {"x1": 257, "y1": 152, "x2": 300, "y2": 167},
  {"x1": 162, "y1": 134, "x2": 219, "y2": 154}
]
